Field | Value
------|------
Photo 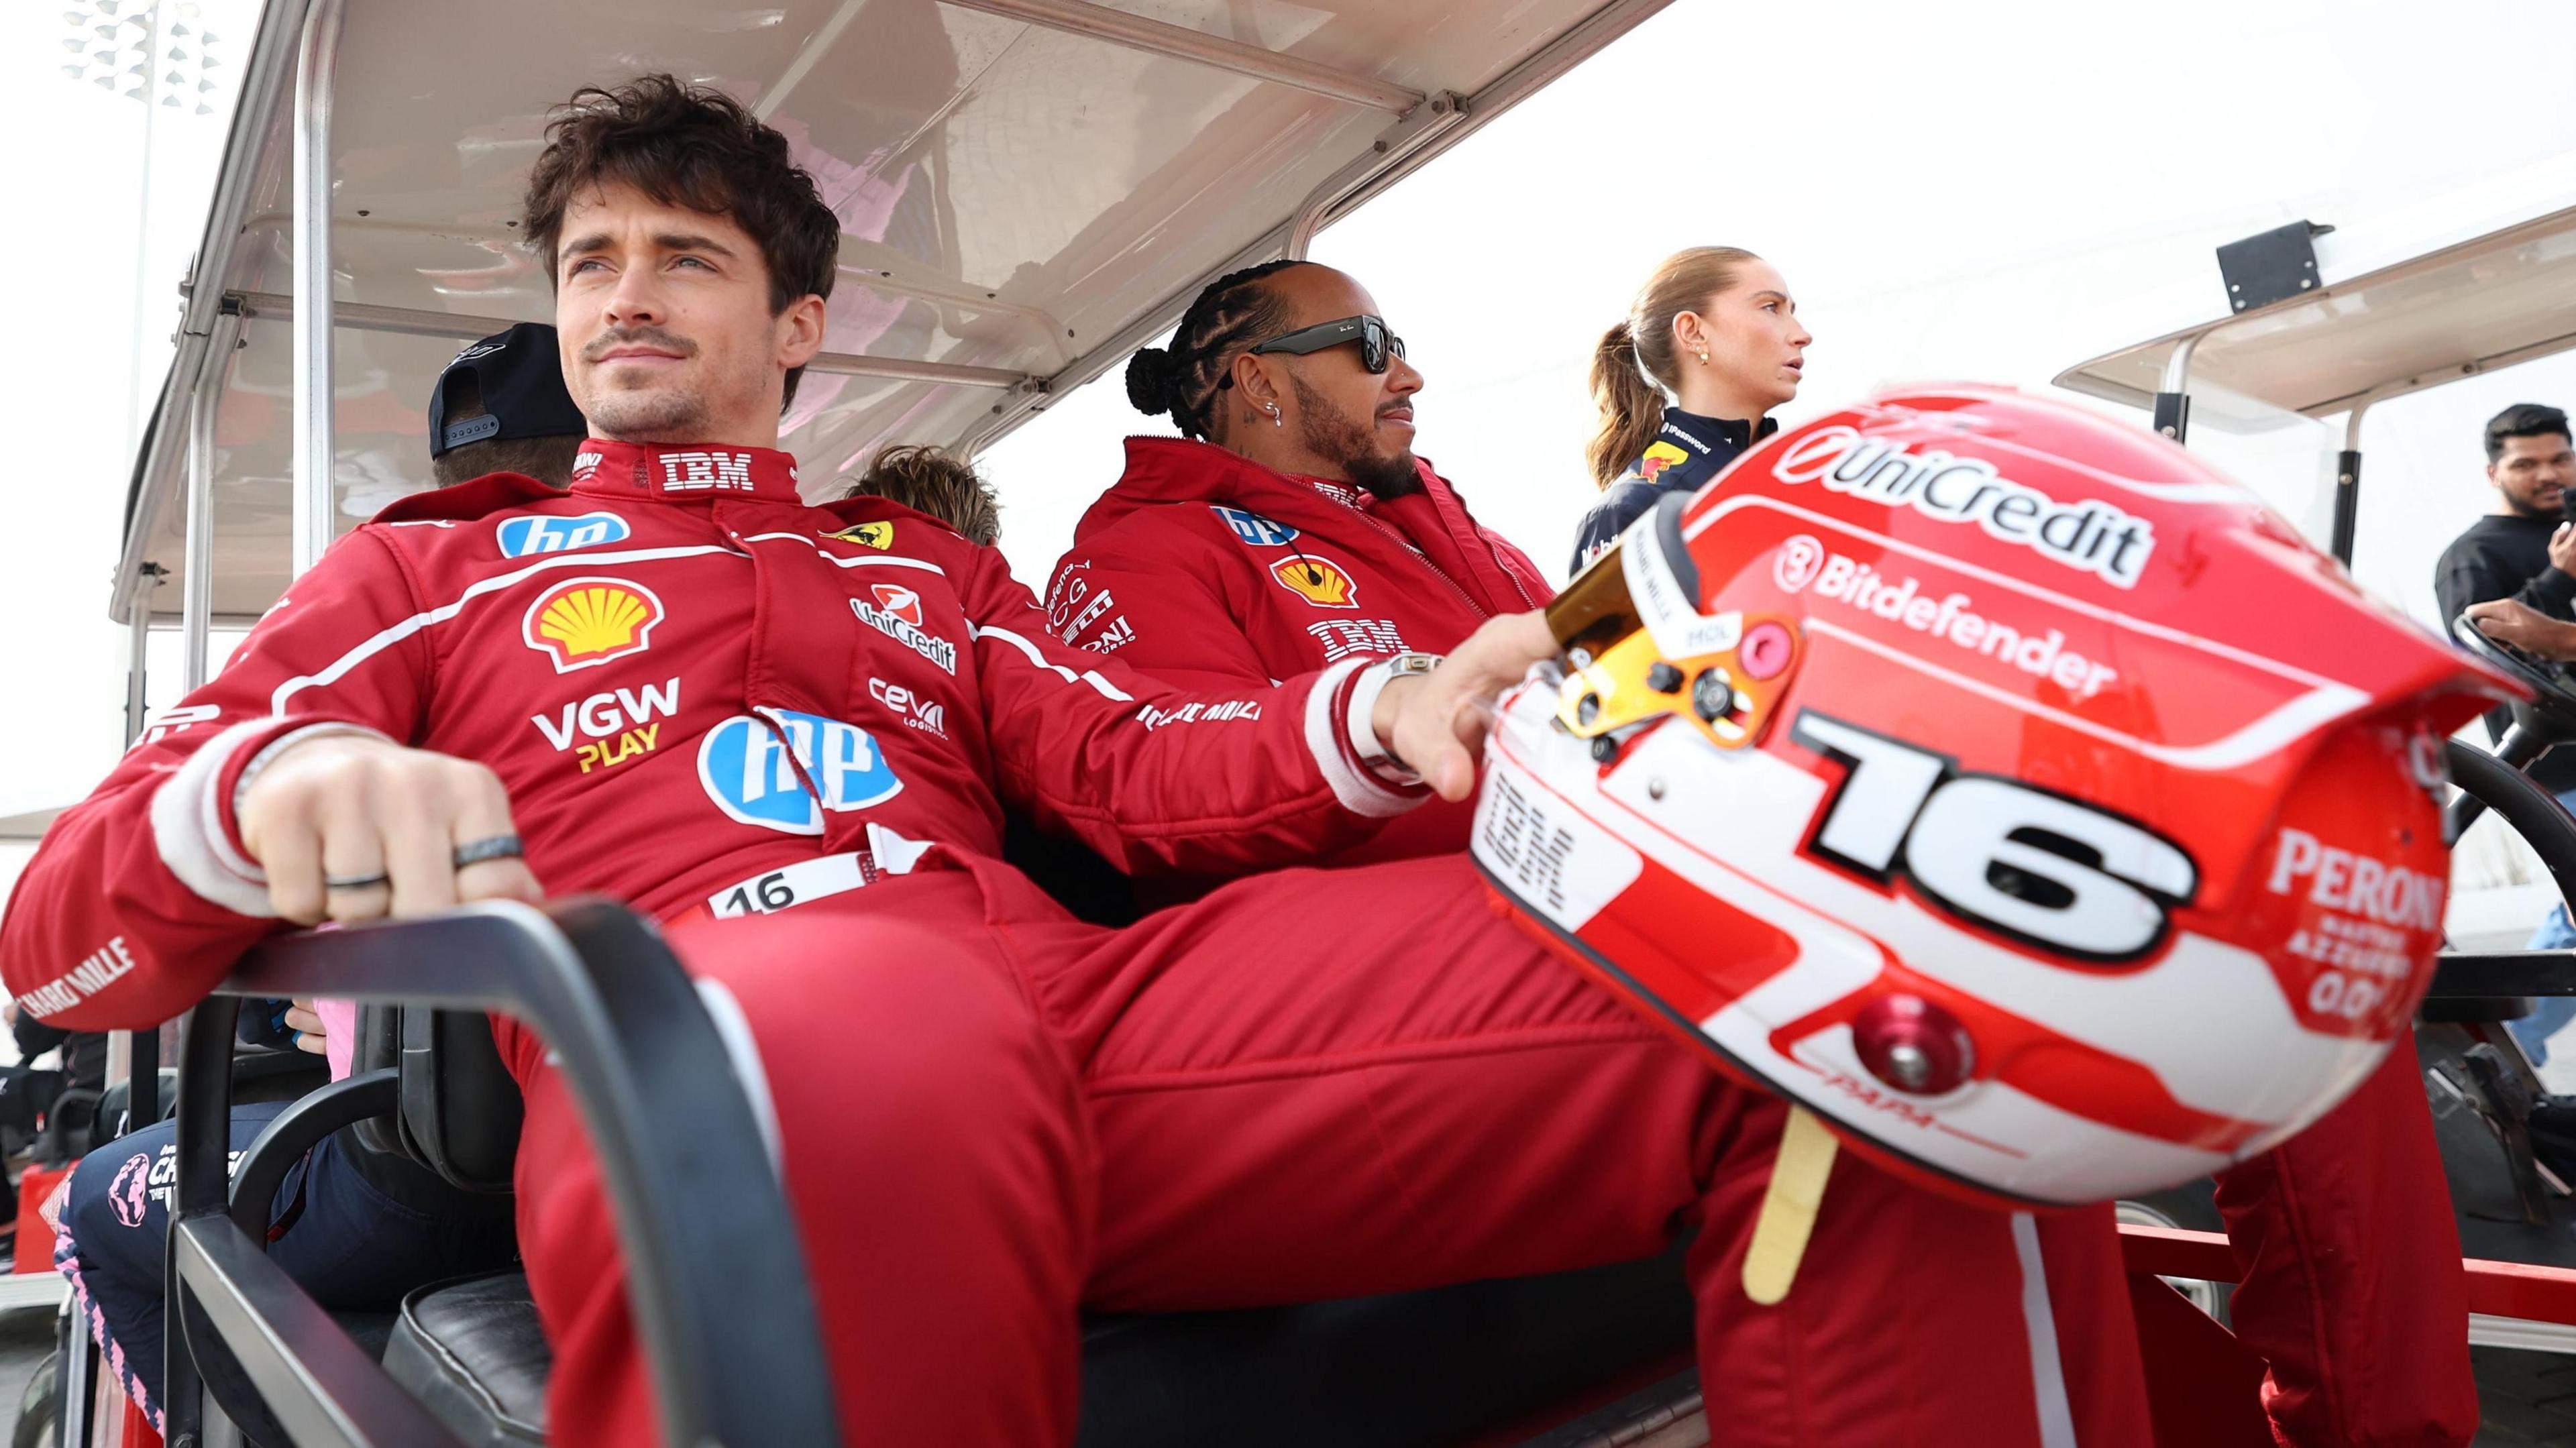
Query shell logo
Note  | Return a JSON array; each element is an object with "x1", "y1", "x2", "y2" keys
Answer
[
  {"x1": 1269, "y1": 555, "x2": 1360, "y2": 608},
  {"x1": 523, "y1": 577, "x2": 667, "y2": 673}
]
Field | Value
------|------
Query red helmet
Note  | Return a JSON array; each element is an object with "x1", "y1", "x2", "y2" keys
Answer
[{"x1": 1475, "y1": 384, "x2": 2513, "y2": 1207}]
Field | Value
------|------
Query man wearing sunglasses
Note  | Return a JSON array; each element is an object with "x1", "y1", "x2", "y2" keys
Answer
[{"x1": 1048, "y1": 261, "x2": 1550, "y2": 871}]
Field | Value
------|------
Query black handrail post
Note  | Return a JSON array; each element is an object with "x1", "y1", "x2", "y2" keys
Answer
[
  {"x1": 166, "y1": 995, "x2": 245, "y2": 1445},
  {"x1": 160, "y1": 898, "x2": 841, "y2": 1446}
]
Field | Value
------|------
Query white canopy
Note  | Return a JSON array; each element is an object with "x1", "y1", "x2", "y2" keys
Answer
[
  {"x1": 118, "y1": 0, "x2": 1666, "y2": 625},
  {"x1": 2054, "y1": 157, "x2": 2576, "y2": 434}
]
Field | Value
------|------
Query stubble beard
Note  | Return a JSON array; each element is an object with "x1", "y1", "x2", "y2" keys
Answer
[
  {"x1": 584, "y1": 383, "x2": 710, "y2": 444},
  {"x1": 1291, "y1": 373, "x2": 1420, "y2": 500},
  {"x1": 2506, "y1": 484, "x2": 2566, "y2": 521}
]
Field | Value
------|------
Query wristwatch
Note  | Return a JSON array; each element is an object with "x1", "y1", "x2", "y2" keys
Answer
[{"x1": 1348, "y1": 652, "x2": 1444, "y2": 783}]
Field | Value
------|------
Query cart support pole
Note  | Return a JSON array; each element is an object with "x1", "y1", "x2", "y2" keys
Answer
[
  {"x1": 121, "y1": 581, "x2": 152, "y2": 747},
  {"x1": 290, "y1": 0, "x2": 343, "y2": 579},
  {"x1": 2330, "y1": 401, "x2": 2369, "y2": 567},
  {"x1": 183, "y1": 382, "x2": 217, "y2": 689},
  {"x1": 2152, "y1": 333, "x2": 2200, "y2": 445}
]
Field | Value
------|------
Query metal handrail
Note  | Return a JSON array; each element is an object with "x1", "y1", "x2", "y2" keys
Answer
[
  {"x1": 225, "y1": 1070, "x2": 399, "y2": 1243},
  {"x1": 167, "y1": 898, "x2": 840, "y2": 1447}
]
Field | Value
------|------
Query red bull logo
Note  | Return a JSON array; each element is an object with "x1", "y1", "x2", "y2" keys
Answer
[{"x1": 1637, "y1": 441, "x2": 1692, "y2": 483}]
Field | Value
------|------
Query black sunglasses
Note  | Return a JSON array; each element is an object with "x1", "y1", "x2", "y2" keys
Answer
[{"x1": 1224, "y1": 315, "x2": 1406, "y2": 384}]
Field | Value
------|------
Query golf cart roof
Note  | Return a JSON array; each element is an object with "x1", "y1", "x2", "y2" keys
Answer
[
  {"x1": 2053, "y1": 158, "x2": 2576, "y2": 433},
  {"x1": 117, "y1": 0, "x2": 1668, "y2": 625}
]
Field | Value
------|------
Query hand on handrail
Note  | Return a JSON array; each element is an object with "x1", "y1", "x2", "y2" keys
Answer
[
  {"x1": 2467, "y1": 598, "x2": 2576, "y2": 662},
  {"x1": 239, "y1": 734, "x2": 545, "y2": 925}
]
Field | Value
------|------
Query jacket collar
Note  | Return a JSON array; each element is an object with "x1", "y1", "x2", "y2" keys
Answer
[
  {"x1": 1077, "y1": 436, "x2": 1547, "y2": 613},
  {"x1": 568, "y1": 438, "x2": 806, "y2": 503},
  {"x1": 1658, "y1": 406, "x2": 1778, "y2": 458},
  {"x1": 1077, "y1": 437, "x2": 1426, "y2": 538}
]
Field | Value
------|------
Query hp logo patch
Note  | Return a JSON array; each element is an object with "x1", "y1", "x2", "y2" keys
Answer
[
  {"x1": 497, "y1": 511, "x2": 632, "y2": 558},
  {"x1": 698, "y1": 709, "x2": 903, "y2": 834},
  {"x1": 1211, "y1": 505, "x2": 1298, "y2": 547}
]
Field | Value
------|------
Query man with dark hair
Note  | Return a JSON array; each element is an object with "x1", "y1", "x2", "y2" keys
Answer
[
  {"x1": 519, "y1": 76, "x2": 840, "y2": 415},
  {"x1": 2436, "y1": 401, "x2": 2576, "y2": 1060},
  {"x1": 4, "y1": 75, "x2": 2290, "y2": 1448},
  {"x1": 428, "y1": 322, "x2": 589, "y2": 488},
  {"x1": 1049, "y1": 262, "x2": 1549, "y2": 867}
]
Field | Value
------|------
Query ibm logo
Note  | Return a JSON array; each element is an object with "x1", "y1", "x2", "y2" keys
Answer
[
  {"x1": 1306, "y1": 618, "x2": 1407, "y2": 663},
  {"x1": 659, "y1": 451, "x2": 755, "y2": 492}
]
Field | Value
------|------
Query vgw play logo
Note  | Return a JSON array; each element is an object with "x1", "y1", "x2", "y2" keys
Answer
[{"x1": 696, "y1": 709, "x2": 903, "y2": 834}]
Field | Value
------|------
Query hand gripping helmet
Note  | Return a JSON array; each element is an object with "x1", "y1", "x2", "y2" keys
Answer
[{"x1": 1474, "y1": 385, "x2": 2515, "y2": 1207}]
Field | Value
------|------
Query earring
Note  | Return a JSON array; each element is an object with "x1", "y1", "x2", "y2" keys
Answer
[
  {"x1": 1265, "y1": 402, "x2": 1283, "y2": 428},
  {"x1": 1696, "y1": 348, "x2": 1710, "y2": 365}
]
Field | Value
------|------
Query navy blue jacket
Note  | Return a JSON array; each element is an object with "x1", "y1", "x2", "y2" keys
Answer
[{"x1": 1568, "y1": 406, "x2": 1777, "y2": 575}]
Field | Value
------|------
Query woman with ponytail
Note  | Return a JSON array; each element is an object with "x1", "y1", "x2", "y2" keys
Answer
[{"x1": 1567, "y1": 247, "x2": 1811, "y2": 573}]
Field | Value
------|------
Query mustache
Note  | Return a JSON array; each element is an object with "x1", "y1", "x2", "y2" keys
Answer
[{"x1": 583, "y1": 326, "x2": 699, "y2": 361}]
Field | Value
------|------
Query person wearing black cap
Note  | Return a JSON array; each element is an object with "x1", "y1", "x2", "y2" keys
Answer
[{"x1": 429, "y1": 321, "x2": 590, "y2": 488}]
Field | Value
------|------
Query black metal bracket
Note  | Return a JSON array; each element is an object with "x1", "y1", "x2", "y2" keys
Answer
[
  {"x1": 2329, "y1": 449, "x2": 2361, "y2": 565},
  {"x1": 2217, "y1": 219, "x2": 2333, "y2": 313},
  {"x1": 2428, "y1": 953, "x2": 2576, "y2": 999},
  {"x1": 166, "y1": 897, "x2": 841, "y2": 1448},
  {"x1": 2151, "y1": 390, "x2": 2190, "y2": 444}
]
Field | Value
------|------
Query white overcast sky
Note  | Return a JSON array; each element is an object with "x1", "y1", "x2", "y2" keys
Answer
[{"x1": 8, "y1": 0, "x2": 2576, "y2": 905}]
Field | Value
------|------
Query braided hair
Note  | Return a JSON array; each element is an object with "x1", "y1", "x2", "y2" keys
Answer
[{"x1": 1124, "y1": 259, "x2": 1311, "y2": 440}]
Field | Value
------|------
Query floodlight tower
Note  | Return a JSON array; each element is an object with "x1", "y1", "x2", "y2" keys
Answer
[{"x1": 59, "y1": 0, "x2": 226, "y2": 112}]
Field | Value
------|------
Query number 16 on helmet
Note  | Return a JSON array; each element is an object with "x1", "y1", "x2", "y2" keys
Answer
[{"x1": 1475, "y1": 385, "x2": 2518, "y2": 1208}]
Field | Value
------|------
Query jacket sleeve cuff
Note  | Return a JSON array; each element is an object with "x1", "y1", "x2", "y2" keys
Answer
[
  {"x1": 1343, "y1": 659, "x2": 1428, "y2": 787},
  {"x1": 148, "y1": 717, "x2": 392, "y2": 917},
  {"x1": 1301, "y1": 657, "x2": 1428, "y2": 819}
]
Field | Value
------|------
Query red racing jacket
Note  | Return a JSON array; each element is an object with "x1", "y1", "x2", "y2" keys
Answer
[
  {"x1": 1044, "y1": 437, "x2": 1550, "y2": 864},
  {"x1": 1, "y1": 439, "x2": 1423, "y2": 1046}
]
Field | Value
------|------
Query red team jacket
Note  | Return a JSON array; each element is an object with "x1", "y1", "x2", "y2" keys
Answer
[
  {"x1": 1044, "y1": 437, "x2": 1551, "y2": 863},
  {"x1": 0, "y1": 440, "x2": 1423, "y2": 1061}
]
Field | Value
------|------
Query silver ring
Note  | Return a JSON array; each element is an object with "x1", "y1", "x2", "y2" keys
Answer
[
  {"x1": 323, "y1": 873, "x2": 389, "y2": 891},
  {"x1": 452, "y1": 835, "x2": 525, "y2": 869}
]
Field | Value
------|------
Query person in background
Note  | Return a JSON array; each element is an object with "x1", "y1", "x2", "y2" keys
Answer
[
  {"x1": 429, "y1": 321, "x2": 589, "y2": 488},
  {"x1": 1568, "y1": 247, "x2": 1810, "y2": 574},
  {"x1": 44, "y1": 325, "x2": 574, "y2": 1433},
  {"x1": 2435, "y1": 402, "x2": 2576, "y2": 1063},
  {"x1": 838, "y1": 443, "x2": 1002, "y2": 546}
]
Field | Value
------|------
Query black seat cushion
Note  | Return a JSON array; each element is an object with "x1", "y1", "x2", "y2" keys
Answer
[
  {"x1": 1075, "y1": 1245, "x2": 1692, "y2": 1448},
  {"x1": 383, "y1": 1273, "x2": 551, "y2": 1447},
  {"x1": 384, "y1": 1247, "x2": 1690, "y2": 1448}
]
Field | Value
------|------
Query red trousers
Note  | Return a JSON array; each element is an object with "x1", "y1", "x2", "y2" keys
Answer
[{"x1": 508, "y1": 854, "x2": 2467, "y2": 1446}]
